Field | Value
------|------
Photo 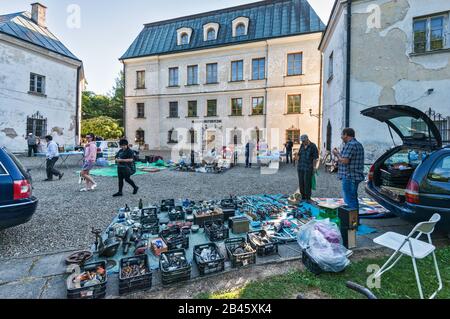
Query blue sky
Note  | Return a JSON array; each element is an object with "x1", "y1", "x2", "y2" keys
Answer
[{"x1": 0, "y1": 0, "x2": 334, "y2": 95}]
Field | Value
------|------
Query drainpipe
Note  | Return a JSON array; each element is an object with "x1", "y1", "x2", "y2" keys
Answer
[
  {"x1": 345, "y1": 0, "x2": 352, "y2": 128},
  {"x1": 123, "y1": 63, "x2": 126, "y2": 138},
  {"x1": 75, "y1": 65, "x2": 81, "y2": 145},
  {"x1": 264, "y1": 40, "x2": 269, "y2": 149},
  {"x1": 318, "y1": 51, "x2": 323, "y2": 151}
]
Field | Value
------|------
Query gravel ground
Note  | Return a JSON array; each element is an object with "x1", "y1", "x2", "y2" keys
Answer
[{"x1": 0, "y1": 156, "x2": 366, "y2": 258}]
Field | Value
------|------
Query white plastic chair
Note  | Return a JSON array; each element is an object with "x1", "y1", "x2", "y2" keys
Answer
[{"x1": 373, "y1": 214, "x2": 442, "y2": 299}]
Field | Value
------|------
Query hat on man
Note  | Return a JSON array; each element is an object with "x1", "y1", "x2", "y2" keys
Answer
[
  {"x1": 28, "y1": 133, "x2": 33, "y2": 136},
  {"x1": 300, "y1": 134, "x2": 309, "y2": 142}
]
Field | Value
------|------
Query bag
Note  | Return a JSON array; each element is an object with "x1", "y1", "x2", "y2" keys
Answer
[{"x1": 311, "y1": 172, "x2": 318, "y2": 191}]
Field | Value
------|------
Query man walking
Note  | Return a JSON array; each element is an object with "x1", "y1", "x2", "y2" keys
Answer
[
  {"x1": 44, "y1": 135, "x2": 63, "y2": 182},
  {"x1": 285, "y1": 138, "x2": 294, "y2": 164},
  {"x1": 297, "y1": 135, "x2": 319, "y2": 202},
  {"x1": 333, "y1": 128, "x2": 365, "y2": 215},
  {"x1": 245, "y1": 140, "x2": 255, "y2": 168},
  {"x1": 26, "y1": 133, "x2": 38, "y2": 157}
]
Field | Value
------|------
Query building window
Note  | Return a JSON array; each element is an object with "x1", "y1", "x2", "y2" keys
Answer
[
  {"x1": 231, "y1": 60, "x2": 244, "y2": 82},
  {"x1": 206, "y1": 63, "x2": 218, "y2": 83},
  {"x1": 136, "y1": 71, "x2": 145, "y2": 89},
  {"x1": 328, "y1": 52, "x2": 334, "y2": 80},
  {"x1": 252, "y1": 97, "x2": 264, "y2": 115},
  {"x1": 181, "y1": 33, "x2": 189, "y2": 45},
  {"x1": 414, "y1": 15, "x2": 446, "y2": 53},
  {"x1": 207, "y1": 100, "x2": 217, "y2": 117},
  {"x1": 252, "y1": 58, "x2": 265, "y2": 80},
  {"x1": 188, "y1": 101, "x2": 197, "y2": 117},
  {"x1": 135, "y1": 129, "x2": 145, "y2": 145},
  {"x1": 187, "y1": 65, "x2": 198, "y2": 85},
  {"x1": 286, "y1": 129, "x2": 301, "y2": 144},
  {"x1": 287, "y1": 95, "x2": 301, "y2": 114},
  {"x1": 230, "y1": 130, "x2": 243, "y2": 145},
  {"x1": 168, "y1": 128, "x2": 178, "y2": 144},
  {"x1": 232, "y1": 17, "x2": 249, "y2": 37},
  {"x1": 207, "y1": 28, "x2": 216, "y2": 41},
  {"x1": 137, "y1": 103, "x2": 145, "y2": 118},
  {"x1": 29, "y1": 73, "x2": 45, "y2": 94},
  {"x1": 169, "y1": 67, "x2": 179, "y2": 86},
  {"x1": 26, "y1": 111, "x2": 47, "y2": 137},
  {"x1": 287, "y1": 53, "x2": 303, "y2": 76},
  {"x1": 169, "y1": 101, "x2": 178, "y2": 118},
  {"x1": 231, "y1": 98, "x2": 243, "y2": 116}
]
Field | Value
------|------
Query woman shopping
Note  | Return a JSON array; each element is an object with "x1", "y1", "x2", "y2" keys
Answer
[{"x1": 113, "y1": 139, "x2": 139, "y2": 197}]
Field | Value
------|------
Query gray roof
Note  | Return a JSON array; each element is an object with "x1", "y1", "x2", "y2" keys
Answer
[
  {"x1": 0, "y1": 11, "x2": 80, "y2": 61},
  {"x1": 121, "y1": 0, "x2": 325, "y2": 60}
]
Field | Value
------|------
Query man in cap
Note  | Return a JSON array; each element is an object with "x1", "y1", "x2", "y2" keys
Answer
[
  {"x1": 297, "y1": 134, "x2": 319, "y2": 202},
  {"x1": 26, "y1": 133, "x2": 38, "y2": 157}
]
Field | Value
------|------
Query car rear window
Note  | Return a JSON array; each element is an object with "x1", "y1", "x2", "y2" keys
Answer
[
  {"x1": 428, "y1": 155, "x2": 450, "y2": 182},
  {"x1": 0, "y1": 163, "x2": 7, "y2": 175},
  {"x1": 5, "y1": 149, "x2": 28, "y2": 178}
]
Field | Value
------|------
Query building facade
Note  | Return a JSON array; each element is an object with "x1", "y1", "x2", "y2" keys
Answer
[
  {"x1": 0, "y1": 3, "x2": 84, "y2": 152},
  {"x1": 121, "y1": 0, "x2": 325, "y2": 160},
  {"x1": 320, "y1": 0, "x2": 450, "y2": 162}
]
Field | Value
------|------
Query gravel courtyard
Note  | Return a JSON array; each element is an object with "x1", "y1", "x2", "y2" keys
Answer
[{"x1": 0, "y1": 155, "x2": 366, "y2": 259}]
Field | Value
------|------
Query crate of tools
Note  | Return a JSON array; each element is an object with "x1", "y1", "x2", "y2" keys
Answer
[
  {"x1": 160, "y1": 249, "x2": 191, "y2": 286},
  {"x1": 225, "y1": 238, "x2": 256, "y2": 268},
  {"x1": 119, "y1": 255, "x2": 152, "y2": 295},
  {"x1": 204, "y1": 220, "x2": 229, "y2": 242},
  {"x1": 160, "y1": 225, "x2": 189, "y2": 250},
  {"x1": 161, "y1": 199, "x2": 175, "y2": 212},
  {"x1": 66, "y1": 261, "x2": 107, "y2": 299},
  {"x1": 141, "y1": 206, "x2": 158, "y2": 224},
  {"x1": 247, "y1": 230, "x2": 279, "y2": 257},
  {"x1": 194, "y1": 243, "x2": 225, "y2": 276},
  {"x1": 168, "y1": 205, "x2": 185, "y2": 221}
]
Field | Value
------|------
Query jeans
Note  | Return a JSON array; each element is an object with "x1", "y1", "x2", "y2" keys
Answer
[
  {"x1": 342, "y1": 178, "x2": 361, "y2": 211},
  {"x1": 245, "y1": 153, "x2": 252, "y2": 167},
  {"x1": 28, "y1": 145, "x2": 37, "y2": 157},
  {"x1": 118, "y1": 168, "x2": 137, "y2": 193},
  {"x1": 46, "y1": 157, "x2": 61, "y2": 180},
  {"x1": 286, "y1": 150, "x2": 293, "y2": 164},
  {"x1": 298, "y1": 169, "x2": 313, "y2": 200}
]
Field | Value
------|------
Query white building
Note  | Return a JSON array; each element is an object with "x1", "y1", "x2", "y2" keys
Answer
[
  {"x1": 320, "y1": 0, "x2": 450, "y2": 162},
  {"x1": 121, "y1": 0, "x2": 325, "y2": 160},
  {"x1": 0, "y1": 3, "x2": 84, "y2": 152}
]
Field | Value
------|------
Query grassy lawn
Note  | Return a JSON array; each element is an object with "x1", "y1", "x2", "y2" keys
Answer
[{"x1": 196, "y1": 247, "x2": 450, "y2": 299}]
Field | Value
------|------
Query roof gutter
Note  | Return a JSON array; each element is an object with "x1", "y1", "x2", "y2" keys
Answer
[
  {"x1": 75, "y1": 65, "x2": 81, "y2": 145},
  {"x1": 345, "y1": 0, "x2": 352, "y2": 128}
]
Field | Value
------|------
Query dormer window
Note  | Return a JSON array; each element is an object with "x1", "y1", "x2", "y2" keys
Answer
[
  {"x1": 203, "y1": 22, "x2": 219, "y2": 41},
  {"x1": 232, "y1": 17, "x2": 249, "y2": 37},
  {"x1": 177, "y1": 27, "x2": 193, "y2": 45}
]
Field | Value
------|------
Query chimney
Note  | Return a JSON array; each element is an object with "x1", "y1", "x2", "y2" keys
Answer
[{"x1": 31, "y1": 3, "x2": 47, "y2": 28}]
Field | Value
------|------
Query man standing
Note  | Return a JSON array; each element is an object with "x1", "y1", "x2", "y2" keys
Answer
[
  {"x1": 44, "y1": 135, "x2": 63, "y2": 182},
  {"x1": 333, "y1": 128, "x2": 365, "y2": 214},
  {"x1": 80, "y1": 133, "x2": 97, "y2": 192},
  {"x1": 245, "y1": 140, "x2": 255, "y2": 168},
  {"x1": 297, "y1": 135, "x2": 319, "y2": 202},
  {"x1": 285, "y1": 138, "x2": 294, "y2": 164},
  {"x1": 26, "y1": 133, "x2": 38, "y2": 157}
]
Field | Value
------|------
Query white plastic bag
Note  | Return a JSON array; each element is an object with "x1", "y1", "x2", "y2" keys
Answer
[{"x1": 297, "y1": 219, "x2": 351, "y2": 273}]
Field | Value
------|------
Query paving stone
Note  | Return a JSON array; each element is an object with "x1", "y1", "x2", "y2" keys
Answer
[
  {"x1": 29, "y1": 252, "x2": 68, "y2": 278},
  {"x1": 0, "y1": 277, "x2": 46, "y2": 299},
  {"x1": 0, "y1": 257, "x2": 34, "y2": 284},
  {"x1": 39, "y1": 275, "x2": 67, "y2": 299}
]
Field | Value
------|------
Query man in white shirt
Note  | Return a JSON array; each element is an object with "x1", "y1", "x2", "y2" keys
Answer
[{"x1": 44, "y1": 135, "x2": 64, "y2": 181}]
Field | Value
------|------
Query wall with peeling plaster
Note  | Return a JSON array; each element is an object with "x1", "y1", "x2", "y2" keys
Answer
[
  {"x1": 322, "y1": 0, "x2": 450, "y2": 162},
  {"x1": 0, "y1": 40, "x2": 78, "y2": 152}
]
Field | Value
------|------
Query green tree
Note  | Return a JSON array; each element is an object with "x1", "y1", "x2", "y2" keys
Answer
[{"x1": 81, "y1": 116, "x2": 124, "y2": 140}]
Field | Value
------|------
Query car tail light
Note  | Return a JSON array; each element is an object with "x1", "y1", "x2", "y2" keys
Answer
[
  {"x1": 368, "y1": 164, "x2": 375, "y2": 182},
  {"x1": 13, "y1": 179, "x2": 32, "y2": 200},
  {"x1": 405, "y1": 179, "x2": 420, "y2": 204}
]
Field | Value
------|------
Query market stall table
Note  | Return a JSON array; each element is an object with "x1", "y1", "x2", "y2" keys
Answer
[{"x1": 36, "y1": 151, "x2": 84, "y2": 169}]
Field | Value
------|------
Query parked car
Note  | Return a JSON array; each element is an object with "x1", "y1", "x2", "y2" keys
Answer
[
  {"x1": 362, "y1": 105, "x2": 450, "y2": 232},
  {"x1": 96, "y1": 140, "x2": 120, "y2": 158},
  {"x1": 0, "y1": 147, "x2": 38, "y2": 229}
]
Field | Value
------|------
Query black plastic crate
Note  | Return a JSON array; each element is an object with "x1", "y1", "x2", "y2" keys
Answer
[
  {"x1": 160, "y1": 226, "x2": 189, "y2": 250},
  {"x1": 142, "y1": 221, "x2": 159, "y2": 235},
  {"x1": 119, "y1": 255, "x2": 152, "y2": 295},
  {"x1": 225, "y1": 238, "x2": 256, "y2": 268},
  {"x1": 302, "y1": 249, "x2": 323, "y2": 275},
  {"x1": 204, "y1": 220, "x2": 229, "y2": 242},
  {"x1": 161, "y1": 199, "x2": 175, "y2": 212},
  {"x1": 160, "y1": 249, "x2": 191, "y2": 286},
  {"x1": 168, "y1": 206, "x2": 185, "y2": 221},
  {"x1": 141, "y1": 207, "x2": 158, "y2": 224},
  {"x1": 194, "y1": 243, "x2": 225, "y2": 276},
  {"x1": 66, "y1": 261, "x2": 107, "y2": 299},
  {"x1": 247, "y1": 231, "x2": 279, "y2": 257}
]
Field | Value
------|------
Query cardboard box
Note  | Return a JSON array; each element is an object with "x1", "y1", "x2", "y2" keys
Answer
[{"x1": 150, "y1": 238, "x2": 168, "y2": 256}]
